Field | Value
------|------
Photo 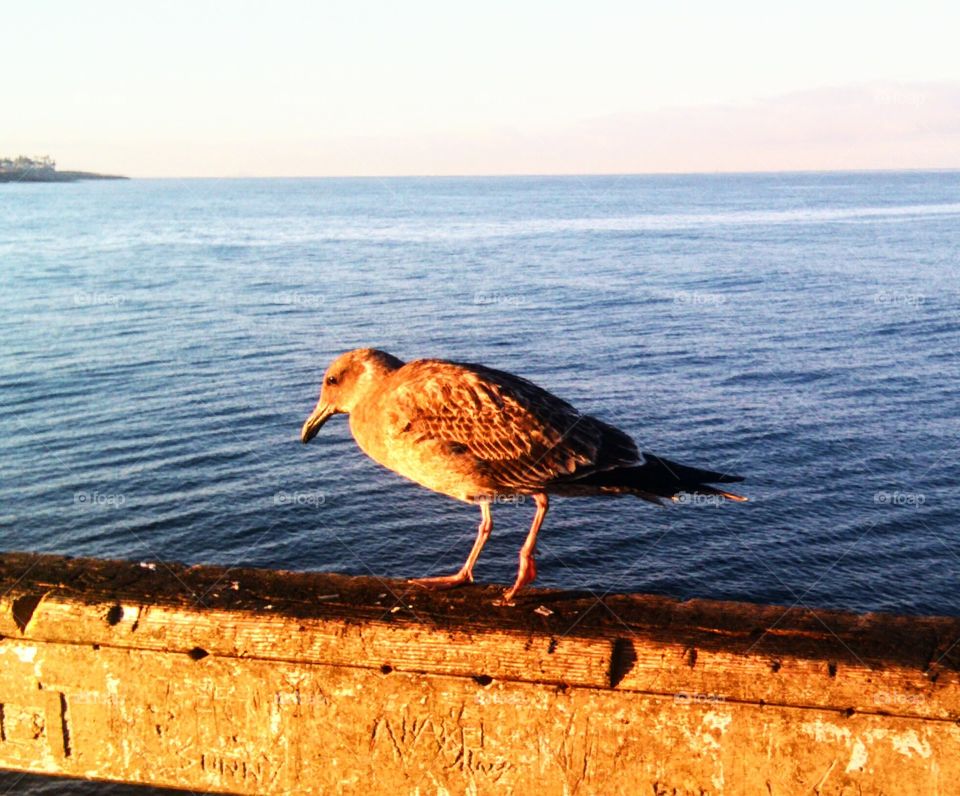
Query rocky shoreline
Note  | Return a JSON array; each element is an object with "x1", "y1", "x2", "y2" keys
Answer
[{"x1": 0, "y1": 168, "x2": 128, "y2": 183}]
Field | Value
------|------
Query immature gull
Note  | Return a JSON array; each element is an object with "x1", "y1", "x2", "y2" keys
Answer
[{"x1": 300, "y1": 348, "x2": 746, "y2": 601}]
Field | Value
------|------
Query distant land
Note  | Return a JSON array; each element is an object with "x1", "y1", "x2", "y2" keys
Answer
[{"x1": 0, "y1": 155, "x2": 127, "y2": 183}]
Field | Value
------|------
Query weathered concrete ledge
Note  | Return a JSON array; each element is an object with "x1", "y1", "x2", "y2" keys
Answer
[{"x1": 0, "y1": 552, "x2": 958, "y2": 794}]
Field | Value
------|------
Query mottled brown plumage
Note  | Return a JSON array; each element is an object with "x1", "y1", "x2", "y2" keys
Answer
[{"x1": 301, "y1": 348, "x2": 746, "y2": 601}]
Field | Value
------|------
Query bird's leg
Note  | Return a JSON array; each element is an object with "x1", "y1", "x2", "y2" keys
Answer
[
  {"x1": 502, "y1": 493, "x2": 548, "y2": 602},
  {"x1": 410, "y1": 501, "x2": 492, "y2": 590}
]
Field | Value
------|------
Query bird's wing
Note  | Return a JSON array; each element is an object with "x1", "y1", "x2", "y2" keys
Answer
[{"x1": 390, "y1": 359, "x2": 641, "y2": 492}]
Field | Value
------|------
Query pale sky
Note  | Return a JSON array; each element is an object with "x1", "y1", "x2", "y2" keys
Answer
[{"x1": 3, "y1": 1, "x2": 959, "y2": 176}]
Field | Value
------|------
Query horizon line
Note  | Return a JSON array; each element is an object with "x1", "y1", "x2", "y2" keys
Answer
[{"x1": 96, "y1": 166, "x2": 960, "y2": 180}]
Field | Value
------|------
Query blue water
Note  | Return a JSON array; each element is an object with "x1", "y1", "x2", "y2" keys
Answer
[{"x1": 2, "y1": 172, "x2": 959, "y2": 624}]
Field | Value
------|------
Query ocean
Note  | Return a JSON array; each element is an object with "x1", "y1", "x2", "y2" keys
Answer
[{"x1": 1, "y1": 171, "x2": 958, "y2": 792}]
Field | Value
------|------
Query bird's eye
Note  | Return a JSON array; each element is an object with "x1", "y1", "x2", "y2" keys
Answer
[{"x1": 325, "y1": 375, "x2": 338, "y2": 386}]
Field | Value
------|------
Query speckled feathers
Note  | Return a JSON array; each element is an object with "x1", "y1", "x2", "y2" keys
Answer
[{"x1": 350, "y1": 358, "x2": 642, "y2": 501}]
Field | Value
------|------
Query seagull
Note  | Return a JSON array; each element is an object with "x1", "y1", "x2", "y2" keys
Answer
[{"x1": 300, "y1": 348, "x2": 746, "y2": 602}]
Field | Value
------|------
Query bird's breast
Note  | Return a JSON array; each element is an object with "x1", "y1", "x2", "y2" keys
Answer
[{"x1": 348, "y1": 400, "x2": 496, "y2": 503}]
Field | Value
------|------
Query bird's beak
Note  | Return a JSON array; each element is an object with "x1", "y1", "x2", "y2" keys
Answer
[{"x1": 300, "y1": 403, "x2": 334, "y2": 443}]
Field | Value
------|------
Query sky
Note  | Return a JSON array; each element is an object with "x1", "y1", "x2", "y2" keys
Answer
[{"x1": 2, "y1": 1, "x2": 959, "y2": 176}]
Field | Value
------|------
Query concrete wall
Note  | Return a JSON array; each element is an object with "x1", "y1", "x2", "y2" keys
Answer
[{"x1": 0, "y1": 552, "x2": 957, "y2": 794}]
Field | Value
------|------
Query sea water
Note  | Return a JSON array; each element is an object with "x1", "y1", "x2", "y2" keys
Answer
[{"x1": 2, "y1": 170, "x2": 959, "y2": 793}]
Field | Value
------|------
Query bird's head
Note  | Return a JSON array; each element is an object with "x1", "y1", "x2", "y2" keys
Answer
[{"x1": 300, "y1": 348, "x2": 404, "y2": 443}]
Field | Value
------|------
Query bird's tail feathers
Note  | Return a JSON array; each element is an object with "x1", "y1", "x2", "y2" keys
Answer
[{"x1": 573, "y1": 452, "x2": 747, "y2": 503}]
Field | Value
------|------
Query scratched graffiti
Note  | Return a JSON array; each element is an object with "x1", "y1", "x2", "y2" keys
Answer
[
  {"x1": 370, "y1": 709, "x2": 511, "y2": 783},
  {"x1": 0, "y1": 691, "x2": 69, "y2": 763},
  {"x1": 200, "y1": 750, "x2": 273, "y2": 786}
]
